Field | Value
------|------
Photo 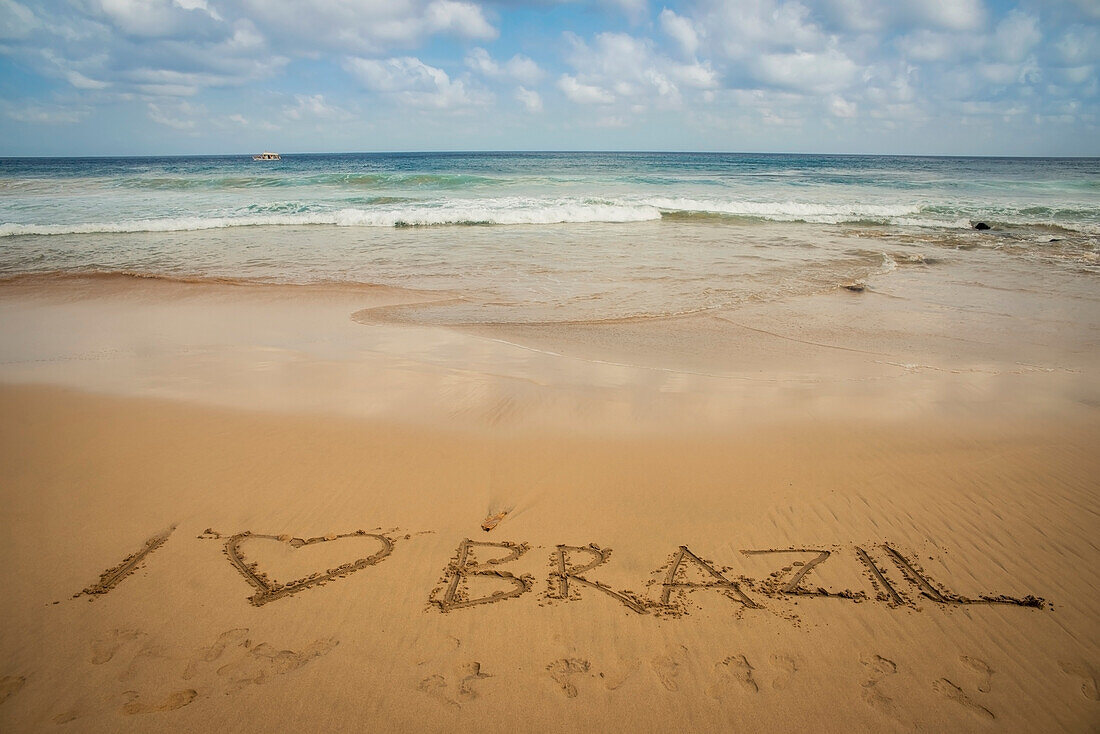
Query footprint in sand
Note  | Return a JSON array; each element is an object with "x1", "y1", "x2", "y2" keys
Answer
[
  {"x1": 960, "y1": 656, "x2": 993, "y2": 693},
  {"x1": 56, "y1": 630, "x2": 336, "y2": 725},
  {"x1": 547, "y1": 658, "x2": 591, "y2": 698},
  {"x1": 1058, "y1": 661, "x2": 1100, "y2": 702},
  {"x1": 182, "y1": 628, "x2": 250, "y2": 681},
  {"x1": 706, "y1": 655, "x2": 758, "y2": 699},
  {"x1": 417, "y1": 674, "x2": 452, "y2": 706},
  {"x1": 54, "y1": 691, "x2": 131, "y2": 726},
  {"x1": 650, "y1": 647, "x2": 688, "y2": 692},
  {"x1": 770, "y1": 655, "x2": 798, "y2": 690},
  {"x1": 932, "y1": 678, "x2": 995, "y2": 720},
  {"x1": 117, "y1": 642, "x2": 174, "y2": 683},
  {"x1": 859, "y1": 653, "x2": 899, "y2": 718},
  {"x1": 599, "y1": 659, "x2": 640, "y2": 691},
  {"x1": 216, "y1": 638, "x2": 338, "y2": 693},
  {"x1": 119, "y1": 689, "x2": 198, "y2": 716},
  {"x1": 90, "y1": 629, "x2": 144, "y2": 665},
  {"x1": 54, "y1": 705, "x2": 91, "y2": 725},
  {"x1": 0, "y1": 676, "x2": 26, "y2": 706},
  {"x1": 454, "y1": 662, "x2": 490, "y2": 702},
  {"x1": 417, "y1": 662, "x2": 491, "y2": 706}
]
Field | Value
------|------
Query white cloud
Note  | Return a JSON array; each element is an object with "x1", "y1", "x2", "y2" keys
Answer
[
  {"x1": 147, "y1": 100, "x2": 201, "y2": 129},
  {"x1": 595, "y1": 114, "x2": 629, "y2": 127},
  {"x1": 123, "y1": 66, "x2": 282, "y2": 96},
  {"x1": 239, "y1": 0, "x2": 496, "y2": 53},
  {"x1": 908, "y1": 0, "x2": 985, "y2": 32},
  {"x1": 601, "y1": 0, "x2": 647, "y2": 21},
  {"x1": 465, "y1": 48, "x2": 543, "y2": 84},
  {"x1": 1059, "y1": 65, "x2": 1094, "y2": 85},
  {"x1": 284, "y1": 93, "x2": 348, "y2": 119},
  {"x1": 345, "y1": 56, "x2": 487, "y2": 108},
  {"x1": 896, "y1": 30, "x2": 966, "y2": 63},
  {"x1": 693, "y1": 0, "x2": 829, "y2": 58},
  {"x1": 659, "y1": 9, "x2": 698, "y2": 57},
  {"x1": 755, "y1": 49, "x2": 858, "y2": 92},
  {"x1": 991, "y1": 11, "x2": 1040, "y2": 63},
  {"x1": 65, "y1": 69, "x2": 111, "y2": 90},
  {"x1": 813, "y1": 0, "x2": 987, "y2": 34},
  {"x1": 424, "y1": 0, "x2": 496, "y2": 39},
  {"x1": 1066, "y1": 0, "x2": 1100, "y2": 20},
  {"x1": 5, "y1": 101, "x2": 88, "y2": 124},
  {"x1": 174, "y1": 0, "x2": 221, "y2": 20},
  {"x1": 515, "y1": 86, "x2": 543, "y2": 113},
  {"x1": 1055, "y1": 26, "x2": 1099, "y2": 66},
  {"x1": 669, "y1": 61, "x2": 719, "y2": 89},
  {"x1": 829, "y1": 95, "x2": 857, "y2": 117},
  {"x1": 558, "y1": 74, "x2": 614, "y2": 104},
  {"x1": 0, "y1": 0, "x2": 38, "y2": 39},
  {"x1": 92, "y1": 0, "x2": 221, "y2": 36},
  {"x1": 977, "y1": 60, "x2": 1035, "y2": 86},
  {"x1": 17, "y1": 6, "x2": 286, "y2": 100},
  {"x1": 561, "y1": 31, "x2": 717, "y2": 107},
  {"x1": 224, "y1": 20, "x2": 264, "y2": 51},
  {"x1": 819, "y1": 0, "x2": 888, "y2": 32},
  {"x1": 39, "y1": 50, "x2": 113, "y2": 90}
]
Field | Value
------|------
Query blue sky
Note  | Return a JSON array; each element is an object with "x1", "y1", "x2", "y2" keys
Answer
[{"x1": 1, "y1": 0, "x2": 1097, "y2": 156}]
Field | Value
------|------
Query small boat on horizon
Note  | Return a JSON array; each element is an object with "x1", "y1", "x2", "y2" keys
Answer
[{"x1": 252, "y1": 151, "x2": 281, "y2": 161}]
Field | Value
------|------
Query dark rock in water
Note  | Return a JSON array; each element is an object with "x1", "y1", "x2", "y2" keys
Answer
[
  {"x1": 842, "y1": 282, "x2": 865, "y2": 292},
  {"x1": 973, "y1": 222, "x2": 991, "y2": 230},
  {"x1": 1049, "y1": 238, "x2": 1061, "y2": 242}
]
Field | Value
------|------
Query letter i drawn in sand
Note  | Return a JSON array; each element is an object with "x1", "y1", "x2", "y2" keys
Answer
[
  {"x1": 855, "y1": 546, "x2": 906, "y2": 606},
  {"x1": 78, "y1": 525, "x2": 177, "y2": 598}
]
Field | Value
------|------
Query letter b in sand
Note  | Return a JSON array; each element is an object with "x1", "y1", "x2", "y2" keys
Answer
[{"x1": 432, "y1": 539, "x2": 533, "y2": 611}]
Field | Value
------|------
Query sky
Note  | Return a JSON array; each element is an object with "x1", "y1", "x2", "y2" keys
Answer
[{"x1": 0, "y1": 0, "x2": 1098, "y2": 156}]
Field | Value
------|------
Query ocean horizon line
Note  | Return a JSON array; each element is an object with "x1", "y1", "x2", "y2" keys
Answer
[{"x1": 3, "y1": 150, "x2": 1100, "y2": 162}]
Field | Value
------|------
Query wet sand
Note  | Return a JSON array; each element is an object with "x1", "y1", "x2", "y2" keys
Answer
[{"x1": 0, "y1": 259, "x2": 1098, "y2": 732}]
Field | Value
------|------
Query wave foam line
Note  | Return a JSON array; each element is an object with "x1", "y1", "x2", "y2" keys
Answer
[
  {"x1": 0, "y1": 201, "x2": 663, "y2": 236},
  {"x1": 643, "y1": 197, "x2": 924, "y2": 224},
  {"x1": 5, "y1": 197, "x2": 1095, "y2": 236}
]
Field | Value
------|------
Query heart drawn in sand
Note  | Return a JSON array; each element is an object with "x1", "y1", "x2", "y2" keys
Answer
[{"x1": 224, "y1": 530, "x2": 394, "y2": 606}]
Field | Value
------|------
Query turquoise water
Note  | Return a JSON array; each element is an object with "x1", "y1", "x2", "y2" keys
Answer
[
  {"x1": 2, "y1": 152, "x2": 1098, "y2": 233},
  {"x1": 0, "y1": 153, "x2": 1096, "y2": 323}
]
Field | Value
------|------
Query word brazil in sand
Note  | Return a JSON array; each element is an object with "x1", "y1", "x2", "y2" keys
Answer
[{"x1": 78, "y1": 526, "x2": 1046, "y2": 615}]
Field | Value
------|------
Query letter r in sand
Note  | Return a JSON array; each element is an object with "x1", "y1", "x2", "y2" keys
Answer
[{"x1": 551, "y1": 544, "x2": 648, "y2": 614}]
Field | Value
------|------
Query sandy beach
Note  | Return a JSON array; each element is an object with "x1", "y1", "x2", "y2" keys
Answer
[
  {"x1": 0, "y1": 244, "x2": 1097, "y2": 732},
  {"x1": 2, "y1": 0, "x2": 1099, "y2": 722}
]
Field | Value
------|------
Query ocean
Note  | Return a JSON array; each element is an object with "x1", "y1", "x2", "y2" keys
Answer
[{"x1": 1, "y1": 152, "x2": 1097, "y2": 323}]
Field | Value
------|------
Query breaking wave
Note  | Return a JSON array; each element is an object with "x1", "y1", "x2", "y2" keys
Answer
[
  {"x1": 3, "y1": 195, "x2": 1098, "y2": 236},
  {"x1": 644, "y1": 197, "x2": 924, "y2": 224}
]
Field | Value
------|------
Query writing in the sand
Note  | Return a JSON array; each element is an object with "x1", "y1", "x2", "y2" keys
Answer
[
  {"x1": 427, "y1": 539, "x2": 1044, "y2": 614},
  {"x1": 79, "y1": 527, "x2": 1047, "y2": 614}
]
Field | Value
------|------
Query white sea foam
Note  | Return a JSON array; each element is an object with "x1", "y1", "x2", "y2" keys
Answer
[
  {"x1": 641, "y1": 197, "x2": 924, "y2": 223},
  {"x1": 0, "y1": 199, "x2": 663, "y2": 236},
  {"x1": 2, "y1": 194, "x2": 1096, "y2": 236},
  {"x1": 890, "y1": 216, "x2": 975, "y2": 229}
]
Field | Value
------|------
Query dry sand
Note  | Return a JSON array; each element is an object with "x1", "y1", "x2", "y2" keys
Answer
[{"x1": 0, "y1": 264, "x2": 1098, "y2": 732}]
